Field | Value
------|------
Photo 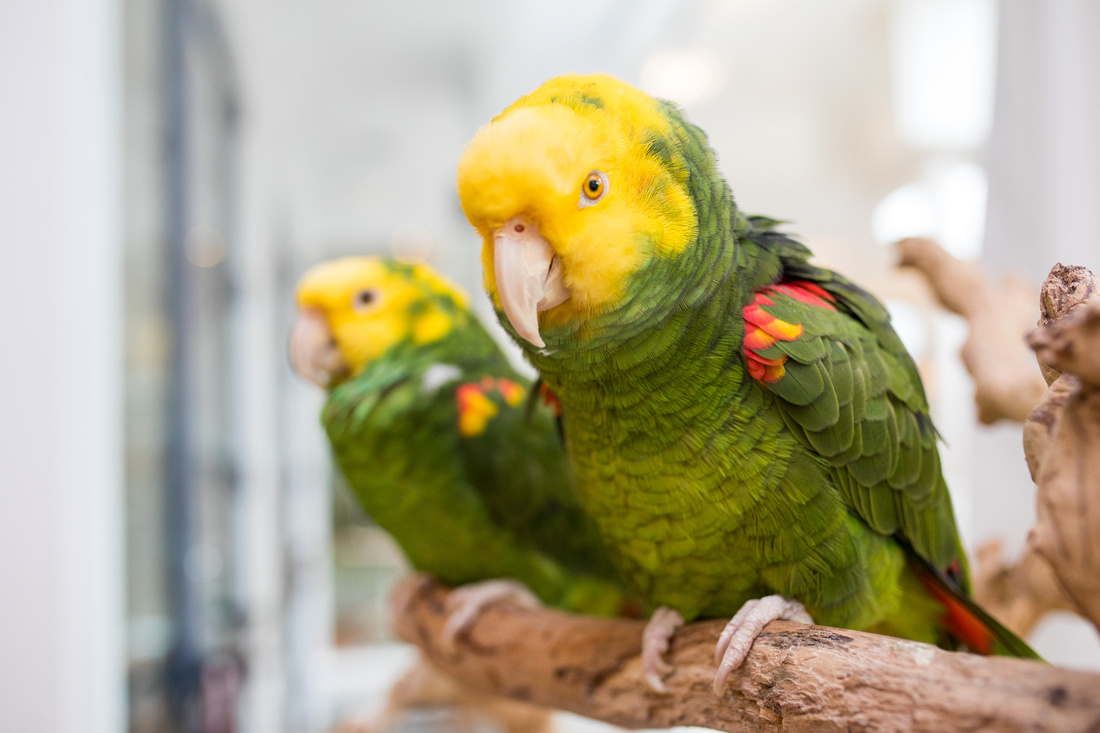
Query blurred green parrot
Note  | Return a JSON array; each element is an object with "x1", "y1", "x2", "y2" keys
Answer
[
  {"x1": 290, "y1": 256, "x2": 632, "y2": 641},
  {"x1": 456, "y1": 74, "x2": 1038, "y2": 692}
]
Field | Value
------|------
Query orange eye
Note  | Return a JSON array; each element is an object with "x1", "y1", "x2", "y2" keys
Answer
[{"x1": 583, "y1": 172, "x2": 604, "y2": 200}]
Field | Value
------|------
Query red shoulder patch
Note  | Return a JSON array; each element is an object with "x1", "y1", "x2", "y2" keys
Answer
[
  {"x1": 743, "y1": 281, "x2": 836, "y2": 384},
  {"x1": 539, "y1": 382, "x2": 562, "y2": 417},
  {"x1": 456, "y1": 377, "x2": 526, "y2": 436}
]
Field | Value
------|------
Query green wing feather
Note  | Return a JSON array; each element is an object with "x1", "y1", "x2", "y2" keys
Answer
[
  {"x1": 735, "y1": 218, "x2": 1041, "y2": 658},
  {"x1": 738, "y1": 217, "x2": 966, "y2": 585}
]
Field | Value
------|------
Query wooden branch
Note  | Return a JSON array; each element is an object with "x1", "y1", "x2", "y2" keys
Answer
[
  {"x1": 391, "y1": 577, "x2": 1100, "y2": 732},
  {"x1": 1035, "y1": 263, "x2": 1100, "y2": 383},
  {"x1": 1024, "y1": 263, "x2": 1100, "y2": 478},
  {"x1": 1024, "y1": 265, "x2": 1100, "y2": 631},
  {"x1": 1027, "y1": 377, "x2": 1100, "y2": 631},
  {"x1": 896, "y1": 237, "x2": 1046, "y2": 424},
  {"x1": 1030, "y1": 302, "x2": 1100, "y2": 388}
]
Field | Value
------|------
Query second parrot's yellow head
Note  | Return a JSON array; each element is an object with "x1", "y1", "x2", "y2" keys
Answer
[
  {"x1": 289, "y1": 256, "x2": 469, "y2": 387},
  {"x1": 457, "y1": 74, "x2": 700, "y2": 348}
]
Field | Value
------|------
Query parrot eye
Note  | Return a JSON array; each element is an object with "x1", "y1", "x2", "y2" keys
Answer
[
  {"x1": 578, "y1": 171, "x2": 608, "y2": 208},
  {"x1": 353, "y1": 289, "x2": 379, "y2": 312}
]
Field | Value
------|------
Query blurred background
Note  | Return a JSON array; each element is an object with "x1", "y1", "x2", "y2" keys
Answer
[{"x1": 3, "y1": 0, "x2": 1100, "y2": 731}]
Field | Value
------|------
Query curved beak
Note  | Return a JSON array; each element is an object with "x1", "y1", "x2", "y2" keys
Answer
[
  {"x1": 288, "y1": 308, "x2": 348, "y2": 387},
  {"x1": 492, "y1": 216, "x2": 571, "y2": 348}
]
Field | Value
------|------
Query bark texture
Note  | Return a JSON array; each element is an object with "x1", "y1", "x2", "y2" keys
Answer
[
  {"x1": 392, "y1": 577, "x2": 1100, "y2": 733},
  {"x1": 1024, "y1": 265, "x2": 1100, "y2": 632}
]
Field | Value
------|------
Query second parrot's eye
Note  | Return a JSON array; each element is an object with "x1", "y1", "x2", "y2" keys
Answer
[
  {"x1": 579, "y1": 171, "x2": 608, "y2": 208},
  {"x1": 353, "y1": 289, "x2": 378, "y2": 311}
]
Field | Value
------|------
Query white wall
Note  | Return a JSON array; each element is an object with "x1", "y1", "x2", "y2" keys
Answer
[{"x1": 0, "y1": 1, "x2": 125, "y2": 731}]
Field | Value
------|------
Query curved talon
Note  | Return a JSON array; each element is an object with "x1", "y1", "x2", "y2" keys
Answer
[
  {"x1": 440, "y1": 579, "x2": 542, "y2": 654},
  {"x1": 641, "y1": 606, "x2": 685, "y2": 694},
  {"x1": 712, "y1": 595, "x2": 813, "y2": 695}
]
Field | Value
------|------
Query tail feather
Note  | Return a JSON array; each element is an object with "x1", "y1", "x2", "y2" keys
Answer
[{"x1": 912, "y1": 554, "x2": 1043, "y2": 660}]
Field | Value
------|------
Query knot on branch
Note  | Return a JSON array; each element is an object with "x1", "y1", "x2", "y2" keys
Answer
[{"x1": 1040, "y1": 263, "x2": 1098, "y2": 327}]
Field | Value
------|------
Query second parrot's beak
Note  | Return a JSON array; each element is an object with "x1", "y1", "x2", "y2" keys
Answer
[
  {"x1": 289, "y1": 308, "x2": 349, "y2": 387},
  {"x1": 492, "y1": 216, "x2": 571, "y2": 348}
]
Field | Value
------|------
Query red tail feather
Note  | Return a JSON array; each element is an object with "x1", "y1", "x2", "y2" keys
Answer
[{"x1": 919, "y1": 574, "x2": 993, "y2": 654}]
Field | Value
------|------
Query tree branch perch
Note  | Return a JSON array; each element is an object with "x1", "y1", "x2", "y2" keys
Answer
[
  {"x1": 1024, "y1": 265, "x2": 1100, "y2": 633},
  {"x1": 391, "y1": 577, "x2": 1100, "y2": 732}
]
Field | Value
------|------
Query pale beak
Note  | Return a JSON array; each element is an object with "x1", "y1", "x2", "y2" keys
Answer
[
  {"x1": 288, "y1": 308, "x2": 349, "y2": 387},
  {"x1": 492, "y1": 216, "x2": 571, "y2": 348}
]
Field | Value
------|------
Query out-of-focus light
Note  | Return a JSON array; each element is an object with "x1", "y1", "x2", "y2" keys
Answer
[
  {"x1": 184, "y1": 225, "x2": 227, "y2": 268},
  {"x1": 389, "y1": 225, "x2": 436, "y2": 262},
  {"x1": 933, "y1": 162, "x2": 987, "y2": 260},
  {"x1": 640, "y1": 48, "x2": 724, "y2": 107},
  {"x1": 871, "y1": 182, "x2": 936, "y2": 246},
  {"x1": 884, "y1": 299, "x2": 929, "y2": 361},
  {"x1": 872, "y1": 162, "x2": 988, "y2": 257},
  {"x1": 891, "y1": 0, "x2": 997, "y2": 150}
]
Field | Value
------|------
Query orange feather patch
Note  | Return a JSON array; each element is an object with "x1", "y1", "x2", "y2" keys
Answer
[
  {"x1": 539, "y1": 382, "x2": 562, "y2": 417},
  {"x1": 742, "y1": 281, "x2": 836, "y2": 385},
  {"x1": 456, "y1": 378, "x2": 527, "y2": 436}
]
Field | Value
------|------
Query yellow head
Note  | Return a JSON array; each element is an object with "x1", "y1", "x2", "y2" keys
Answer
[
  {"x1": 456, "y1": 74, "x2": 699, "y2": 347},
  {"x1": 289, "y1": 256, "x2": 470, "y2": 387}
]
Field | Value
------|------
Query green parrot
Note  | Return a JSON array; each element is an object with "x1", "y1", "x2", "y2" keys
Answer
[
  {"x1": 456, "y1": 74, "x2": 1038, "y2": 692},
  {"x1": 289, "y1": 256, "x2": 632, "y2": 640}
]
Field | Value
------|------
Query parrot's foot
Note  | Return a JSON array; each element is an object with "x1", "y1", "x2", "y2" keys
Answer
[
  {"x1": 441, "y1": 579, "x2": 541, "y2": 654},
  {"x1": 712, "y1": 595, "x2": 813, "y2": 695},
  {"x1": 641, "y1": 606, "x2": 685, "y2": 694},
  {"x1": 388, "y1": 572, "x2": 438, "y2": 627}
]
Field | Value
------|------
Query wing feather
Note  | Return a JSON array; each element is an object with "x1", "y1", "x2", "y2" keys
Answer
[{"x1": 738, "y1": 223, "x2": 964, "y2": 574}]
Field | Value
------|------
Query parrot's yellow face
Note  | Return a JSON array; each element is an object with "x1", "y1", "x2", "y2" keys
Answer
[
  {"x1": 289, "y1": 256, "x2": 469, "y2": 386},
  {"x1": 457, "y1": 74, "x2": 697, "y2": 347}
]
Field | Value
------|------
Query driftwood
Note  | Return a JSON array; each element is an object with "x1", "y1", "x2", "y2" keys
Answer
[
  {"x1": 1024, "y1": 265, "x2": 1100, "y2": 633},
  {"x1": 896, "y1": 237, "x2": 1047, "y2": 424},
  {"x1": 392, "y1": 577, "x2": 1100, "y2": 732}
]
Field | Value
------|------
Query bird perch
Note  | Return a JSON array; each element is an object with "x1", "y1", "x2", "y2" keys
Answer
[
  {"x1": 391, "y1": 577, "x2": 1100, "y2": 732},
  {"x1": 1025, "y1": 265, "x2": 1100, "y2": 632}
]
